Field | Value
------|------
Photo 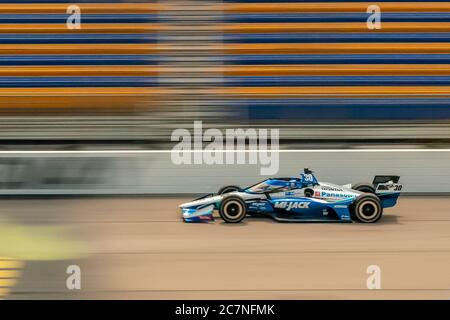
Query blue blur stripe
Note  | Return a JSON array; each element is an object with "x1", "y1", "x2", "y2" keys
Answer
[
  {"x1": 223, "y1": 13, "x2": 450, "y2": 23},
  {"x1": 247, "y1": 105, "x2": 450, "y2": 121},
  {"x1": 224, "y1": 76, "x2": 450, "y2": 86},
  {"x1": 0, "y1": 14, "x2": 158, "y2": 23},
  {"x1": 0, "y1": 77, "x2": 158, "y2": 87},
  {"x1": 239, "y1": 99, "x2": 450, "y2": 121},
  {"x1": 234, "y1": 98, "x2": 450, "y2": 107},
  {"x1": 0, "y1": 34, "x2": 157, "y2": 44},
  {"x1": 224, "y1": 33, "x2": 450, "y2": 43},
  {"x1": 0, "y1": 55, "x2": 157, "y2": 65},
  {"x1": 223, "y1": 54, "x2": 450, "y2": 65}
]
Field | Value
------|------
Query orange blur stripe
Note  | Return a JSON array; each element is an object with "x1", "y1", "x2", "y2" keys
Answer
[
  {"x1": 0, "y1": 23, "x2": 166, "y2": 34},
  {"x1": 0, "y1": 66, "x2": 158, "y2": 76},
  {"x1": 221, "y1": 64, "x2": 450, "y2": 76},
  {"x1": 0, "y1": 3, "x2": 162, "y2": 14},
  {"x1": 220, "y1": 43, "x2": 450, "y2": 54},
  {"x1": 2, "y1": 2, "x2": 450, "y2": 14},
  {"x1": 0, "y1": 88, "x2": 165, "y2": 110},
  {"x1": 0, "y1": 97, "x2": 157, "y2": 110},
  {"x1": 0, "y1": 44, "x2": 158, "y2": 54},
  {"x1": 0, "y1": 87, "x2": 164, "y2": 96},
  {"x1": 224, "y1": 2, "x2": 450, "y2": 13},
  {"x1": 213, "y1": 86, "x2": 450, "y2": 96},
  {"x1": 221, "y1": 22, "x2": 450, "y2": 33}
]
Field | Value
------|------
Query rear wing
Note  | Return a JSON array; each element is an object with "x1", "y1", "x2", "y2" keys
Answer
[{"x1": 373, "y1": 175, "x2": 402, "y2": 193}]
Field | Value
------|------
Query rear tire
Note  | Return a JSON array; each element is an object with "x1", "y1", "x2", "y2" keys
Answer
[
  {"x1": 219, "y1": 196, "x2": 247, "y2": 223},
  {"x1": 218, "y1": 185, "x2": 240, "y2": 195},
  {"x1": 352, "y1": 182, "x2": 375, "y2": 194},
  {"x1": 353, "y1": 193, "x2": 383, "y2": 223}
]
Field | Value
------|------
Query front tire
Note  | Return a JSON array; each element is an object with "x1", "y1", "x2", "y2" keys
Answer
[
  {"x1": 219, "y1": 196, "x2": 247, "y2": 223},
  {"x1": 353, "y1": 193, "x2": 383, "y2": 223}
]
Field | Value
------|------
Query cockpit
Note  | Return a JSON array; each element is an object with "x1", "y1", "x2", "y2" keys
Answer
[{"x1": 246, "y1": 178, "x2": 298, "y2": 193}]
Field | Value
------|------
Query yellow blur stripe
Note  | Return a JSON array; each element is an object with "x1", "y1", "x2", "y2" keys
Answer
[
  {"x1": 223, "y1": 2, "x2": 450, "y2": 13},
  {"x1": 0, "y1": 3, "x2": 162, "y2": 14},
  {"x1": 0, "y1": 66, "x2": 158, "y2": 77},
  {"x1": 213, "y1": 86, "x2": 450, "y2": 96},
  {"x1": 0, "y1": 279, "x2": 17, "y2": 287},
  {"x1": 0, "y1": 258, "x2": 21, "y2": 269},
  {"x1": 0, "y1": 44, "x2": 158, "y2": 54},
  {"x1": 0, "y1": 257, "x2": 22, "y2": 298},
  {"x1": 221, "y1": 22, "x2": 450, "y2": 33},
  {"x1": 219, "y1": 43, "x2": 450, "y2": 54},
  {"x1": 0, "y1": 23, "x2": 165, "y2": 34},
  {"x1": 0, "y1": 288, "x2": 10, "y2": 297},
  {"x1": 0, "y1": 270, "x2": 21, "y2": 278},
  {"x1": 220, "y1": 64, "x2": 450, "y2": 76}
]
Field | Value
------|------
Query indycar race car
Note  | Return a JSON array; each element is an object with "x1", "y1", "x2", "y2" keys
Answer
[{"x1": 180, "y1": 169, "x2": 402, "y2": 223}]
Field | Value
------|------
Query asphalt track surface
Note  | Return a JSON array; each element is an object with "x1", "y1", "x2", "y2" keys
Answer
[{"x1": 3, "y1": 196, "x2": 450, "y2": 299}]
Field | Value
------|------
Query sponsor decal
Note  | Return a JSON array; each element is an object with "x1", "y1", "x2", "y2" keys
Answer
[
  {"x1": 274, "y1": 201, "x2": 310, "y2": 211},
  {"x1": 314, "y1": 191, "x2": 321, "y2": 197},
  {"x1": 321, "y1": 191, "x2": 353, "y2": 199},
  {"x1": 250, "y1": 201, "x2": 266, "y2": 207},
  {"x1": 321, "y1": 186, "x2": 344, "y2": 192}
]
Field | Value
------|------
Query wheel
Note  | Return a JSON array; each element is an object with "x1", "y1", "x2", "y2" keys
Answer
[
  {"x1": 219, "y1": 195, "x2": 247, "y2": 223},
  {"x1": 218, "y1": 185, "x2": 240, "y2": 195},
  {"x1": 353, "y1": 193, "x2": 383, "y2": 223},
  {"x1": 352, "y1": 182, "x2": 375, "y2": 194}
]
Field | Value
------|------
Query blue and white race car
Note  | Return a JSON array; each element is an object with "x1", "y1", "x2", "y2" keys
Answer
[{"x1": 180, "y1": 169, "x2": 402, "y2": 223}]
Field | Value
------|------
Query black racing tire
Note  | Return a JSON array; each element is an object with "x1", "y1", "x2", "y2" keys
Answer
[
  {"x1": 352, "y1": 182, "x2": 375, "y2": 194},
  {"x1": 218, "y1": 185, "x2": 241, "y2": 195},
  {"x1": 353, "y1": 193, "x2": 383, "y2": 223},
  {"x1": 219, "y1": 195, "x2": 247, "y2": 223}
]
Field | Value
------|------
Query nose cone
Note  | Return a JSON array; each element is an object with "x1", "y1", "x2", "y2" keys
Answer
[{"x1": 179, "y1": 195, "x2": 221, "y2": 209}]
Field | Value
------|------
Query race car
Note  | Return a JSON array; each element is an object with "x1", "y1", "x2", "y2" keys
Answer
[{"x1": 179, "y1": 169, "x2": 402, "y2": 223}]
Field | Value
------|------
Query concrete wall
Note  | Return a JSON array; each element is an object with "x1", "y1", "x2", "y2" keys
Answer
[{"x1": 0, "y1": 149, "x2": 448, "y2": 194}]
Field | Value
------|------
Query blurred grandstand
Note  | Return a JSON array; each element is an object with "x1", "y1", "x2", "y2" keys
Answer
[{"x1": 1, "y1": 0, "x2": 450, "y2": 146}]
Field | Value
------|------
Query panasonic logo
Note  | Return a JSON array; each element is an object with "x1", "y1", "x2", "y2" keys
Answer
[
  {"x1": 321, "y1": 191, "x2": 353, "y2": 198},
  {"x1": 274, "y1": 201, "x2": 310, "y2": 211}
]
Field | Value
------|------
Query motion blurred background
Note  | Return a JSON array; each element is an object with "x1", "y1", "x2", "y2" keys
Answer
[
  {"x1": 1, "y1": 0, "x2": 450, "y2": 145},
  {"x1": 1, "y1": 0, "x2": 450, "y2": 300}
]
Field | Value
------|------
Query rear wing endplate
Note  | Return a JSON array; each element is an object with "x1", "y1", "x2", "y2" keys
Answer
[{"x1": 373, "y1": 175, "x2": 402, "y2": 193}]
